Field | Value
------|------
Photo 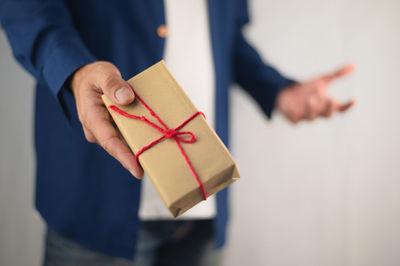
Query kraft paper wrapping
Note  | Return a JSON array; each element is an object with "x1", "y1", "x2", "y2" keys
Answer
[{"x1": 102, "y1": 61, "x2": 240, "y2": 218}]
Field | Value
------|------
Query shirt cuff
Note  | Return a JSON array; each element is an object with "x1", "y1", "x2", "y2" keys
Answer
[
  {"x1": 260, "y1": 77, "x2": 296, "y2": 119},
  {"x1": 41, "y1": 40, "x2": 97, "y2": 122}
]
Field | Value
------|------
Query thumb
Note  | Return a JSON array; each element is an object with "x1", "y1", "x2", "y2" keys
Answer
[{"x1": 103, "y1": 73, "x2": 135, "y2": 106}]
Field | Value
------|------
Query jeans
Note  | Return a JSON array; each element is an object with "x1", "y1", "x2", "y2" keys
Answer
[{"x1": 43, "y1": 219, "x2": 224, "y2": 266}]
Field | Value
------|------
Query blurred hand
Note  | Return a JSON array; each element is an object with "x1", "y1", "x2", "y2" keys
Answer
[
  {"x1": 71, "y1": 61, "x2": 143, "y2": 178},
  {"x1": 276, "y1": 64, "x2": 356, "y2": 123}
]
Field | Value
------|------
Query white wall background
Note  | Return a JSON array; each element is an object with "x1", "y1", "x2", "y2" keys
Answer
[
  {"x1": 0, "y1": 25, "x2": 42, "y2": 266},
  {"x1": 0, "y1": 0, "x2": 399, "y2": 265}
]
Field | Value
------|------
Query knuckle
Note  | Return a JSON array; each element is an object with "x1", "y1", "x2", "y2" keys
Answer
[
  {"x1": 292, "y1": 113, "x2": 301, "y2": 123},
  {"x1": 307, "y1": 112, "x2": 315, "y2": 120},
  {"x1": 94, "y1": 61, "x2": 114, "y2": 72},
  {"x1": 306, "y1": 100, "x2": 314, "y2": 109},
  {"x1": 321, "y1": 110, "x2": 330, "y2": 118},
  {"x1": 85, "y1": 133, "x2": 96, "y2": 143},
  {"x1": 87, "y1": 137, "x2": 96, "y2": 143},
  {"x1": 76, "y1": 112, "x2": 84, "y2": 124},
  {"x1": 104, "y1": 75, "x2": 124, "y2": 93},
  {"x1": 82, "y1": 126, "x2": 96, "y2": 143},
  {"x1": 78, "y1": 110, "x2": 90, "y2": 126},
  {"x1": 286, "y1": 111, "x2": 297, "y2": 122},
  {"x1": 104, "y1": 75, "x2": 118, "y2": 87},
  {"x1": 77, "y1": 110, "x2": 86, "y2": 123}
]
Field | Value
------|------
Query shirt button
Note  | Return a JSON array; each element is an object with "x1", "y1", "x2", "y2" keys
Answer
[{"x1": 157, "y1": 24, "x2": 168, "y2": 38}]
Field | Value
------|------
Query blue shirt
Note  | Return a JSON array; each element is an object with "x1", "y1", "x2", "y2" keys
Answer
[{"x1": 0, "y1": 0, "x2": 294, "y2": 259}]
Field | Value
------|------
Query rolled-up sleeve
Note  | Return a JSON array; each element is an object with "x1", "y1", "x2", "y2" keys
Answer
[
  {"x1": 0, "y1": 0, "x2": 96, "y2": 115},
  {"x1": 233, "y1": 0, "x2": 295, "y2": 118}
]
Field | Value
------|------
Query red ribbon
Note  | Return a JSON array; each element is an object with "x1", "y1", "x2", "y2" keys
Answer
[{"x1": 108, "y1": 87, "x2": 207, "y2": 200}]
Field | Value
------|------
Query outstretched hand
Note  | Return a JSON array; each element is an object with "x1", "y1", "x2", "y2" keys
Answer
[
  {"x1": 71, "y1": 61, "x2": 144, "y2": 178},
  {"x1": 276, "y1": 64, "x2": 356, "y2": 123}
]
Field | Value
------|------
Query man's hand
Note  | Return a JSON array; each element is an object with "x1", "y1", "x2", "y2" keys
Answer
[
  {"x1": 71, "y1": 61, "x2": 144, "y2": 178},
  {"x1": 276, "y1": 64, "x2": 356, "y2": 123}
]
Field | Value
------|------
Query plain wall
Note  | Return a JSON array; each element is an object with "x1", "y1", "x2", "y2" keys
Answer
[{"x1": 1, "y1": 0, "x2": 399, "y2": 265}]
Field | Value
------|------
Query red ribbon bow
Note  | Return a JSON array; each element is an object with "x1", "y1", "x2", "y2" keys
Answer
[{"x1": 108, "y1": 87, "x2": 207, "y2": 200}]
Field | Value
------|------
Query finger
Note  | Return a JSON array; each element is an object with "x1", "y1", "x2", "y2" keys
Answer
[
  {"x1": 338, "y1": 99, "x2": 356, "y2": 112},
  {"x1": 289, "y1": 115, "x2": 301, "y2": 124},
  {"x1": 282, "y1": 108, "x2": 302, "y2": 124},
  {"x1": 322, "y1": 63, "x2": 356, "y2": 83},
  {"x1": 320, "y1": 99, "x2": 336, "y2": 118},
  {"x1": 305, "y1": 96, "x2": 320, "y2": 121},
  {"x1": 83, "y1": 125, "x2": 96, "y2": 143},
  {"x1": 100, "y1": 135, "x2": 144, "y2": 179},
  {"x1": 86, "y1": 108, "x2": 143, "y2": 178},
  {"x1": 101, "y1": 72, "x2": 135, "y2": 106}
]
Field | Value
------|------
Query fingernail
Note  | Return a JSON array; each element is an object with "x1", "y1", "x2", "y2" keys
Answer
[{"x1": 115, "y1": 87, "x2": 133, "y2": 104}]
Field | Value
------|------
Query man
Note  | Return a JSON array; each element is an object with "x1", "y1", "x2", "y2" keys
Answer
[{"x1": 0, "y1": 0, "x2": 355, "y2": 265}]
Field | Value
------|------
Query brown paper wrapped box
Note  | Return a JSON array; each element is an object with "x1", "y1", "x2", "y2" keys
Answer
[{"x1": 102, "y1": 61, "x2": 240, "y2": 218}]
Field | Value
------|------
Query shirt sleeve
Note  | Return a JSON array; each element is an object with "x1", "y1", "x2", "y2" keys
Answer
[
  {"x1": 0, "y1": 0, "x2": 97, "y2": 119},
  {"x1": 233, "y1": 0, "x2": 296, "y2": 118}
]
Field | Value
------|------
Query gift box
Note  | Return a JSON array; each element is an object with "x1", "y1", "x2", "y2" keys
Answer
[{"x1": 102, "y1": 61, "x2": 240, "y2": 217}]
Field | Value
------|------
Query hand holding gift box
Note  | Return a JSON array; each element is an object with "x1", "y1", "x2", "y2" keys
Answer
[{"x1": 102, "y1": 61, "x2": 240, "y2": 217}]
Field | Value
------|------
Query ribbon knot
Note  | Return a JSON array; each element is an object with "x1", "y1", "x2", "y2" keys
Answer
[
  {"x1": 108, "y1": 88, "x2": 207, "y2": 200},
  {"x1": 164, "y1": 129, "x2": 176, "y2": 138},
  {"x1": 162, "y1": 129, "x2": 196, "y2": 143}
]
